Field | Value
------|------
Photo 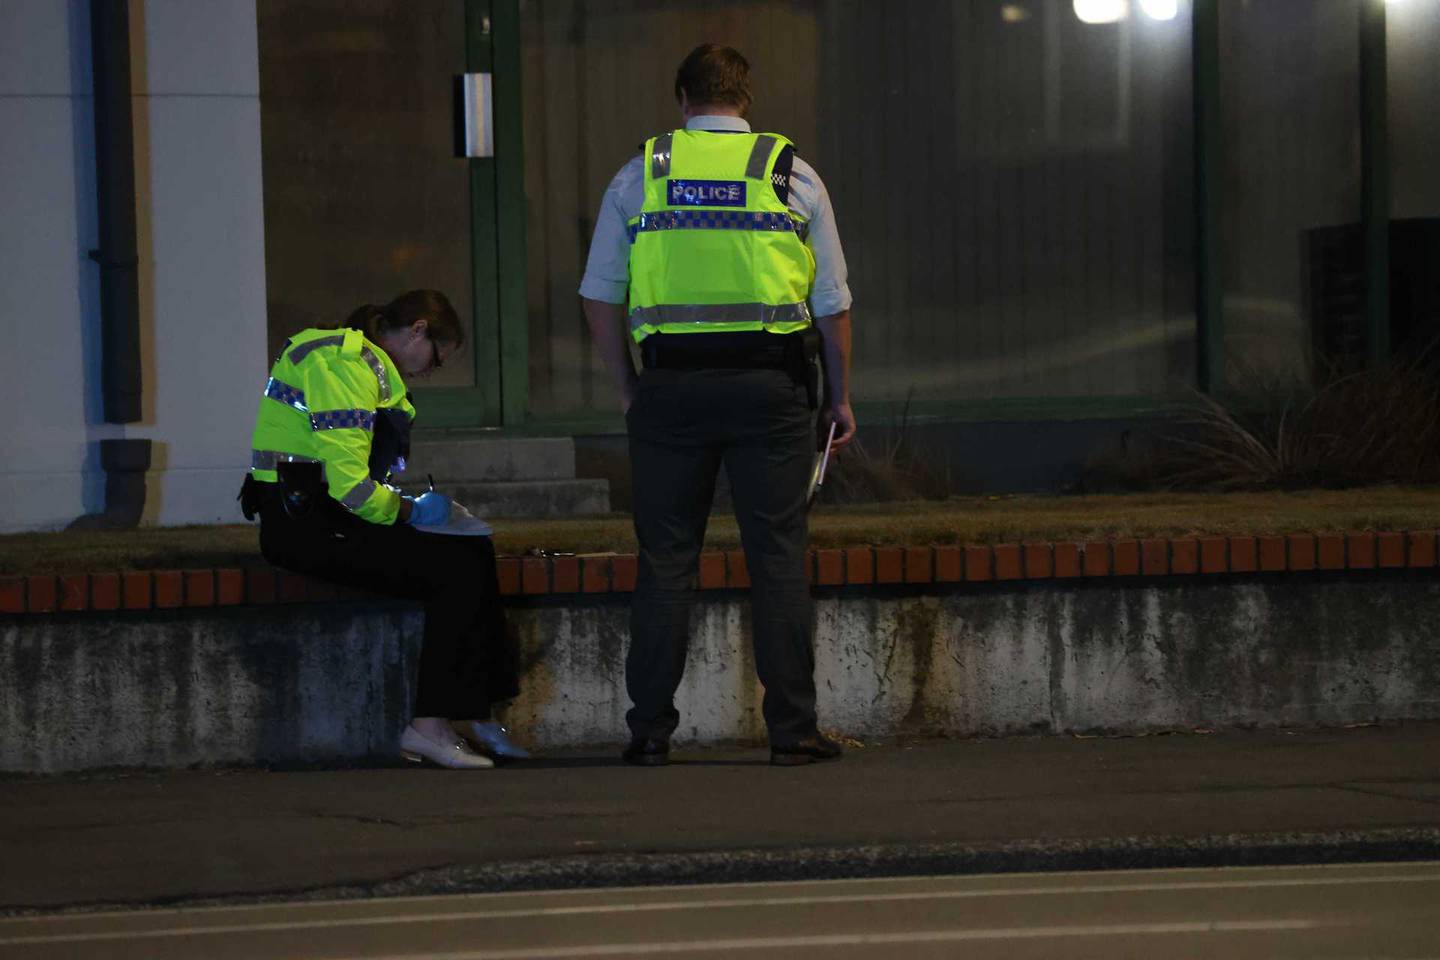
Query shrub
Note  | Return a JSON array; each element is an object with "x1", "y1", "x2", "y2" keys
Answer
[{"x1": 1150, "y1": 350, "x2": 1440, "y2": 490}]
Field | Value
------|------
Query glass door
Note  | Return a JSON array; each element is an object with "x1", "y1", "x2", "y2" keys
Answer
[{"x1": 257, "y1": 0, "x2": 524, "y2": 426}]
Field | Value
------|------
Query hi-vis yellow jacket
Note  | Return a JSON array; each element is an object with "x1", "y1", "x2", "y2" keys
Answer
[
  {"x1": 248, "y1": 327, "x2": 414, "y2": 525},
  {"x1": 626, "y1": 129, "x2": 815, "y2": 342}
]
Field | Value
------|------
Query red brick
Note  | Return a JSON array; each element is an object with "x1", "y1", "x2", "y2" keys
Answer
[
  {"x1": 845, "y1": 547, "x2": 874, "y2": 585},
  {"x1": 1258, "y1": 536, "x2": 1286, "y2": 572},
  {"x1": 1082, "y1": 541, "x2": 1110, "y2": 577},
  {"x1": 1317, "y1": 534, "x2": 1345, "y2": 571},
  {"x1": 1023, "y1": 542, "x2": 1052, "y2": 579},
  {"x1": 815, "y1": 549, "x2": 844, "y2": 586},
  {"x1": 1171, "y1": 539, "x2": 1199, "y2": 576},
  {"x1": 1378, "y1": 531, "x2": 1405, "y2": 568},
  {"x1": 698, "y1": 552, "x2": 726, "y2": 589},
  {"x1": 1053, "y1": 542, "x2": 1081, "y2": 579},
  {"x1": 934, "y1": 545, "x2": 962, "y2": 582},
  {"x1": 905, "y1": 546, "x2": 933, "y2": 584},
  {"x1": 994, "y1": 543, "x2": 1022, "y2": 580},
  {"x1": 183, "y1": 569, "x2": 215, "y2": 607},
  {"x1": 1286, "y1": 534, "x2": 1316, "y2": 572},
  {"x1": 1348, "y1": 532, "x2": 1376, "y2": 569},
  {"x1": 552, "y1": 556, "x2": 580, "y2": 594},
  {"x1": 964, "y1": 545, "x2": 992, "y2": 581},
  {"x1": 727, "y1": 550, "x2": 750, "y2": 589},
  {"x1": 244, "y1": 567, "x2": 276, "y2": 604},
  {"x1": 277, "y1": 571, "x2": 308, "y2": 603},
  {"x1": 27, "y1": 576, "x2": 57, "y2": 613},
  {"x1": 0, "y1": 576, "x2": 22, "y2": 614},
  {"x1": 1408, "y1": 531, "x2": 1437, "y2": 568},
  {"x1": 123, "y1": 571, "x2": 152, "y2": 610},
  {"x1": 1112, "y1": 540, "x2": 1140, "y2": 576},
  {"x1": 497, "y1": 558, "x2": 522, "y2": 596},
  {"x1": 581, "y1": 556, "x2": 611, "y2": 593},
  {"x1": 154, "y1": 570, "x2": 184, "y2": 608},
  {"x1": 521, "y1": 557, "x2": 549, "y2": 595},
  {"x1": 1141, "y1": 539, "x2": 1168, "y2": 576},
  {"x1": 1199, "y1": 537, "x2": 1227, "y2": 574},
  {"x1": 875, "y1": 547, "x2": 904, "y2": 584},
  {"x1": 612, "y1": 555, "x2": 638, "y2": 592},
  {"x1": 1229, "y1": 536, "x2": 1258, "y2": 573},
  {"x1": 91, "y1": 572, "x2": 121, "y2": 610},
  {"x1": 60, "y1": 574, "x2": 89, "y2": 611},
  {"x1": 215, "y1": 569, "x2": 244, "y2": 606},
  {"x1": 304, "y1": 577, "x2": 338, "y2": 602}
]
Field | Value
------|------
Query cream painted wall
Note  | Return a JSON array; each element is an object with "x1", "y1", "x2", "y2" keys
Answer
[{"x1": 0, "y1": 0, "x2": 267, "y2": 532}]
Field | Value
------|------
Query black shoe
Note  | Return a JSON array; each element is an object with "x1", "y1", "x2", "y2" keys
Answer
[
  {"x1": 770, "y1": 732, "x2": 844, "y2": 766},
  {"x1": 621, "y1": 737, "x2": 670, "y2": 767}
]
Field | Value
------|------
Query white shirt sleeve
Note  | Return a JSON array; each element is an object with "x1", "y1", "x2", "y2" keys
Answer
[
  {"x1": 789, "y1": 156, "x2": 853, "y2": 318},
  {"x1": 578, "y1": 157, "x2": 643, "y2": 305}
]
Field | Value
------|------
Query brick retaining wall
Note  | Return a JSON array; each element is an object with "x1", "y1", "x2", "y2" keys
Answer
[{"x1": 2, "y1": 531, "x2": 1435, "y2": 614}]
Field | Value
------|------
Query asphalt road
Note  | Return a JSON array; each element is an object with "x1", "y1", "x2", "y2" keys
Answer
[
  {"x1": 2, "y1": 862, "x2": 1437, "y2": 959},
  {"x1": 6, "y1": 724, "x2": 1440, "y2": 912}
]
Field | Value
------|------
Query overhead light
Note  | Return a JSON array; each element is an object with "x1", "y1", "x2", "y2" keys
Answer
[
  {"x1": 1074, "y1": 0, "x2": 1128, "y2": 25},
  {"x1": 1139, "y1": 0, "x2": 1178, "y2": 19},
  {"x1": 1001, "y1": 3, "x2": 1032, "y2": 22}
]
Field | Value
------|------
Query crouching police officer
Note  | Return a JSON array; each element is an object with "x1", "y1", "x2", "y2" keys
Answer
[
  {"x1": 580, "y1": 45, "x2": 857, "y2": 766},
  {"x1": 239, "y1": 290, "x2": 528, "y2": 769}
]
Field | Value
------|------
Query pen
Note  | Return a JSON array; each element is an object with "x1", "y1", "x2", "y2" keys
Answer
[{"x1": 427, "y1": 473, "x2": 436, "y2": 493}]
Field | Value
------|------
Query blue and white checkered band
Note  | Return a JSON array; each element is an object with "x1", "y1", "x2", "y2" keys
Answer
[
  {"x1": 263, "y1": 377, "x2": 308, "y2": 412},
  {"x1": 628, "y1": 210, "x2": 799, "y2": 242},
  {"x1": 309, "y1": 409, "x2": 376, "y2": 431},
  {"x1": 666, "y1": 179, "x2": 747, "y2": 207}
]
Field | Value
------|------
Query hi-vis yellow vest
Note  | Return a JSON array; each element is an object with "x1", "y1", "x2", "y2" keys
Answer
[
  {"x1": 249, "y1": 327, "x2": 414, "y2": 525},
  {"x1": 626, "y1": 130, "x2": 816, "y2": 342}
]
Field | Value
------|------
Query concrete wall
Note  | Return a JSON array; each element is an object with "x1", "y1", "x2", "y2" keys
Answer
[
  {"x1": 0, "y1": 0, "x2": 266, "y2": 533},
  {"x1": 5, "y1": 577, "x2": 1439, "y2": 773}
]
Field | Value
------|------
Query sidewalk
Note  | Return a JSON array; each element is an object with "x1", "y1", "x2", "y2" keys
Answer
[{"x1": 4, "y1": 722, "x2": 1439, "y2": 914}]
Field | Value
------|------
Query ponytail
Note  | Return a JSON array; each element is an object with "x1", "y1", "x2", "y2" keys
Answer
[
  {"x1": 337, "y1": 290, "x2": 464, "y2": 349},
  {"x1": 342, "y1": 303, "x2": 385, "y2": 340}
]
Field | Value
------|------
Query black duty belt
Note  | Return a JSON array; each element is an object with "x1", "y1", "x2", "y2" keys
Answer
[{"x1": 641, "y1": 331, "x2": 796, "y2": 370}]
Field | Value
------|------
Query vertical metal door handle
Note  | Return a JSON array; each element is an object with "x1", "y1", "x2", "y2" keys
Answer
[{"x1": 458, "y1": 72, "x2": 493, "y2": 158}]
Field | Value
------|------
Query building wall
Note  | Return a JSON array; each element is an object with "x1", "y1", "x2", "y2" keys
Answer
[{"x1": 0, "y1": 0, "x2": 267, "y2": 533}]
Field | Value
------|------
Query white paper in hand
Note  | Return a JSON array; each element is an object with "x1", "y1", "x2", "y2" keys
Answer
[{"x1": 413, "y1": 499, "x2": 493, "y2": 537}]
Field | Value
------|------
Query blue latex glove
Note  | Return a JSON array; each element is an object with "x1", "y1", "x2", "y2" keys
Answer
[{"x1": 405, "y1": 491, "x2": 452, "y2": 526}]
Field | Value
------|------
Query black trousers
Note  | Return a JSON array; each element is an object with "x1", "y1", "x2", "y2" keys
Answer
[
  {"x1": 257, "y1": 497, "x2": 518, "y2": 719},
  {"x1": 625, "y1": 365, "x2": 818, "y2": 744}
]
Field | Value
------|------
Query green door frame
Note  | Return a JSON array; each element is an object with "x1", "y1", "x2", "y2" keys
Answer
[{"x1": 414, "y1": 0, "x2": 528, "y2": 428}]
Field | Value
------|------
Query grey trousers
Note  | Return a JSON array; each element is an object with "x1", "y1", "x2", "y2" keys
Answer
[{"x1": 625, "y1": 365, "x2": 818, "y2": 744}]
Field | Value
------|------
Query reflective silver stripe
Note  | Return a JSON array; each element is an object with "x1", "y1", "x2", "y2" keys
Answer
[
  {"x1": 263, "y1": 377, "x2": 308, "y2": 411},
  {"x1": 745, "y1": 134, "x2": 777, "y2": 180},
  {"x1": 309, "y1": 409, "x2": 376, "y2": 431},
  {"x1": 650, "y1": 132, "x2": 673, "y2": 179},
  {"x1": 251, "y1": 450, "x2": 322, "y2": 470},
  {"x1": 359, "y1": 346, "x2": 392, "y2": 402},
  {"x1": 338, "y1": 478, "x2": 377, "y2": 511},
  {"x1": 628, "y1": 301, "x2": 812, "y2": 333},
  {"x1": 285, "y1": 334, "x2": 345, "y2": 365}
]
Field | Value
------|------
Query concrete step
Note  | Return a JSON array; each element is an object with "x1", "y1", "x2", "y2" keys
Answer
[
  {"x1": 395, "y1": 435, "x2": 576, "y2": 484},
  {"x1": 403, "y1": 478, "x2": 612, "y2": 518}
]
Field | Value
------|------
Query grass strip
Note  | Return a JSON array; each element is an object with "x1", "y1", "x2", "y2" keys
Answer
[{"x1": 3, "y1": 486, "x2": 1439, "y2": 575}]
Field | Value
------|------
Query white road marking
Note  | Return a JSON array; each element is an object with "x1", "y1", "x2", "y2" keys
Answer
[
  {"x1": 0, "y1": 870, "x2": 1433, "y2": 946},
  {"x1": 349, "y1": 920, "x2": 1330, "y2": 959}
]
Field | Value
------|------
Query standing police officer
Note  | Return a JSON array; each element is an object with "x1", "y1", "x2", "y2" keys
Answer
[{"x1": 580, "y1": 44, "x2": 856, "y2": 766}]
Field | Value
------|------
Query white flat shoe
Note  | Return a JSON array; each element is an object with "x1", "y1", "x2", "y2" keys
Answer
[
  {"x1": 457, "y1": 720, "x2": 532, "y2": 760},
  {"x1": 400, "y1": 723, "x2": 494, "y2": 769}
]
